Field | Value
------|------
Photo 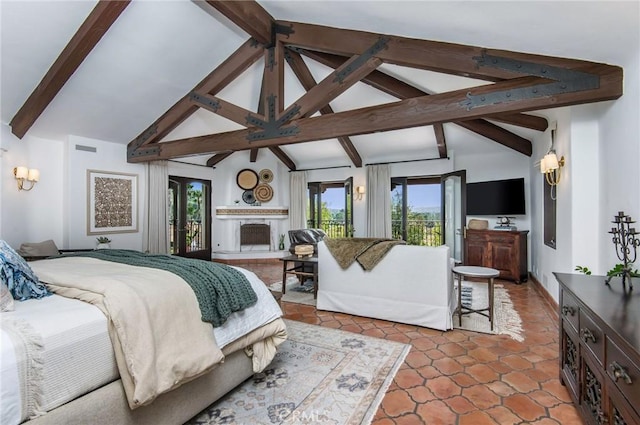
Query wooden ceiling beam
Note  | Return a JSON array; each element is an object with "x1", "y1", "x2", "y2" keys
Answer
[
  {"x1": 301, "y1": 49, "x2": 548, "y2": 132},
  {"x1": 133, "y1": 69, "x2": 622, "y2": 161},
  {"x1": 205, "y1": 0, "x2": 274, "y2": 46},
  {"x1": 300, "y1": 49, "x2": 527, "y2": 155},
  {"x1": 433, "y1": 123, "x2": 447, "y2": 158},
  {"x1": 205, "y1": 151, "x2": 233, "y2": 167},
  {"x1": 278, "y1": 21, "x2": 616, "y2": 82},
  {"x1": 188, "y1": 92, "x2": 262, "y2": 127},
  {"x1": 268, "y1": 146, "x2": 296, "y2": 170},
  {"x1": 10, "y1": 0, "x2": 130, "y2": 139},
  {"x1": 285, "y1": 49, "x2": 362, "y2": 167},
  {"x1": 285, "y1": 52, "x2": 381, "y2": 121},
  {"x1": 127, "y1": 38, "x2": 263, "y2": 152},
  {"x1": 262, "y1": 41, "x2": 284, "y2": 119},
  {"x1": 483, "y1": 112, "x2": 548, "y2": 131}
]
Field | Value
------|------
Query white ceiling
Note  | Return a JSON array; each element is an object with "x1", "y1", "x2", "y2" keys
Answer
[{"x1": 1, "y1": 1, "x2": 638, "y2": 169}]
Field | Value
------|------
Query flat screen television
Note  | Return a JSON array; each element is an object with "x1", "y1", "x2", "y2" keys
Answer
[{"x1": 466, "y1": 178, "x2": 525, "y2": 216}]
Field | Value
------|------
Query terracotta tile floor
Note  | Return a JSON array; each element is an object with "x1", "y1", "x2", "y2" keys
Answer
[{"x1": 233, "y1": 261, "x2": 583, "y2": 425}]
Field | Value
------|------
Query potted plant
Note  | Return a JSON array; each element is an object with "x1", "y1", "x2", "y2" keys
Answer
[{"x1": 96, "y1": 236, "x2": 111, "y2": 250}]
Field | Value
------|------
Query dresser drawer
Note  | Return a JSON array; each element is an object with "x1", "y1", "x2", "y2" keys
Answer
[
  {"x1": 560, "y1": 290, "x2": 579, "y2": 332},
  {"x1": 607, "y1": 338, "x2": 640, "y2": 412},
  {"x1": 579, "y1": 310, "x2": 604, "y2": 365}
]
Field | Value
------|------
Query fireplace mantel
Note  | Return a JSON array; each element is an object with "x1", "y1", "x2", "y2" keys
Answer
[{"x1": 215, "y1": 206, "x2": 288, "y2": 220}]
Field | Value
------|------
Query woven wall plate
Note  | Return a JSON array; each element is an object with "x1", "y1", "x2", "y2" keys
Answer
[
  {"x1": 254, "y1": 183, "x2": 274, "y2": 202},
  {"x1": 236, "y1": 169, "x2": 258, "y2": 190},
  {"x1": 259, "y1": 169, "x2": 274, "y2": 183},
  {"x1": 242, "y1": 190, "x2": 256, "y2": 204}
]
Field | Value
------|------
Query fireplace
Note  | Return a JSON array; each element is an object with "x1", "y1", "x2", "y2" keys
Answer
[{"x1": 240, "y1": 223, "x2": 271, "y2": 251}]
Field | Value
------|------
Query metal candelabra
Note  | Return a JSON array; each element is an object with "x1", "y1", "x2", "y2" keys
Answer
[{"x1": 605, "y1": 211, "x2": 639, "y2": 292}]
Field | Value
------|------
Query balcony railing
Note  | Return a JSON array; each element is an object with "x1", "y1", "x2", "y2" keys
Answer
[
  {"x1": 307, "y1": 218, "x2": 441, "y2": 246},
  {"x1": 392, "y1": 219, "x2": 441, "y2": 246},
  {"x1": 170, "y1": 220, "x2": 203, "y2": 253},
  {"x1": 307, "y1": 220, "x2": 347, "y2": 238}
]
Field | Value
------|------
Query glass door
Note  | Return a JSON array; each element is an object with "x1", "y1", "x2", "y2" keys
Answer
[
  {"x1": 307, "y1": 180, "x2": 354, "y2": 237},
  {"x1": 344, "y1": 177, "x2": 354, "y2": 237},
  {"x1": 169, "y1": 176, "x2": 212, "y2": 260},
  {"x1": 440, "y1": 170, "x2": 466, "y2": 264}
]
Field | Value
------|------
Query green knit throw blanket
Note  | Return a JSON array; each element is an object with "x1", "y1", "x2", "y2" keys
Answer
[{"x1": 61, "y1": 249, "x2": 257, "y2": 327}]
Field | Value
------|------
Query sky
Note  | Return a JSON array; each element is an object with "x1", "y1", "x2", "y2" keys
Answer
[{"x1": 322, "y1": 184, "x2": 441, "y2": 209}]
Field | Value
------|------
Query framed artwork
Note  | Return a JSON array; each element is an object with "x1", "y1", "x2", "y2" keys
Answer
[{"x1": 87, "y1": 170, "x2": 138, "y2": 235}]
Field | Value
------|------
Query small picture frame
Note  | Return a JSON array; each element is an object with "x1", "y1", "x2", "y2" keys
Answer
[{"x1": 87, "y1": 170, "x2": 138, "y2": 235}]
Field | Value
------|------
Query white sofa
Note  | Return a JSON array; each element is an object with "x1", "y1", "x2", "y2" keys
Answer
[{"x1": 317, "y1": 240, "x2": 455, "y2": 331}]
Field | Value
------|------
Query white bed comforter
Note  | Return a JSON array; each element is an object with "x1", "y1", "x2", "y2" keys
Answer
[{"x1": 2, "y1": 258, "x2": 283, "y2": 418}]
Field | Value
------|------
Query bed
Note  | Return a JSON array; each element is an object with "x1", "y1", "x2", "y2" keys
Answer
[{"x1": 0, "y1": 245, "x2": 287, "y2": 425}]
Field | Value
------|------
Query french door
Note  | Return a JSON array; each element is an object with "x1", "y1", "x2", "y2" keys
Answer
[
  {"x1": 169, "y1": 176, "x2": 211, "y2": 260},
  {"x1": 440, "y1": 170, "x2": 466, "y2": 264},
  {"x1": 308, "y1": 177, "x2": 354, "y2": 237}
]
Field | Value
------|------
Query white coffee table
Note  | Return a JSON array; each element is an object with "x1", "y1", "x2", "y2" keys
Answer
[{"x1": 452, "y1": 266, "x2": 500, "y2": 330}]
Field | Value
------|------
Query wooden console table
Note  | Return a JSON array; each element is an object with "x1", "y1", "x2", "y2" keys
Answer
[
  {"x1": 464, "y1": 229, "x2": 528, "y2": 283},
  {"x1": 555, "y1": 272, "x2": 640, "y2": 424}
]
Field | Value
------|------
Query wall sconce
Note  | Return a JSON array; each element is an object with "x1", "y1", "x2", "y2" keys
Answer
[
  {"x1": 13, "y1": 166, "x2": 39, "y2": 191},
  {"x1": 540, "y1": 152, "x2": 565, "y2": 185},
  {"x1": 355, "y1": 185, "x2": 365, "y2": 200},
  {"x1": 540, "y1": 133, "x2": 565, "y2": 186},
  {"x1": 539, "y1": 127, "x2": 565, "y2": 200}
]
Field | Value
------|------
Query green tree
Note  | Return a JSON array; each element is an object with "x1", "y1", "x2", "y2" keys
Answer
[{"x1": 186, "y1": 184, "x2": 202, "y2": 222}]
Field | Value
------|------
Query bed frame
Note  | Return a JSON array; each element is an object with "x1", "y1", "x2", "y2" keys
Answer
[{"x1": 26, "y1": 346, "x2": 253, "y2": 425}]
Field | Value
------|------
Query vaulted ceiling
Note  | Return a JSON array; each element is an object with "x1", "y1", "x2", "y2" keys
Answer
[{"x1": 2, "y1": 1, "x2": 635, "y2": 170}]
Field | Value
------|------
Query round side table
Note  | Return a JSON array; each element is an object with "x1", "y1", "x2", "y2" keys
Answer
[{"x1": 452, "y1": 266, "x2": 500, "y2": 330}]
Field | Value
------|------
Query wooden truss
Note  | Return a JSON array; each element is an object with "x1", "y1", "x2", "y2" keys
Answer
[
  {"x1": 9, "y1": 1, "x2": 623, "y2": 170},
  {"x1": 126, "y1": 2, "x2": 622, "y2": 167}
]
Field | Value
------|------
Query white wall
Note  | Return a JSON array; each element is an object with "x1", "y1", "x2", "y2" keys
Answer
[
  {"x1": 66, "y1": 136, "x2": 146, "y2": 250},
  {"x1": 530, "y1": 47, "x2": 640, "y2": 302},
  {"x1": 1, "y1": 123, "x2": 65, "y2": 248},
  {"x1": 599, "y1": 48, "x2": 640, "y2": 271}
]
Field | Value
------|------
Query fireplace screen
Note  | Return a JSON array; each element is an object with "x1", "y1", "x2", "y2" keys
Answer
[{"x1": 240, "y1": 223, "x2": 271, "y2": 250}]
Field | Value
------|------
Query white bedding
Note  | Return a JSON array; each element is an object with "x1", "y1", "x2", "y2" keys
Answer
[
  {"x1": 1, "y1": 294, "x2": 118, "y2": 424},
  {"x1": 0, "y1": 263, "x2": 282, "y2": 424},
  {"x1": 215, "y1": 266, "x2": 282, "y2": 347}
]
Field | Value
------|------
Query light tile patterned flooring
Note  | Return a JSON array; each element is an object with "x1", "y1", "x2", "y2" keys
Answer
[{"x1": 232, "y1": 261, "x2": 583, "y2": 425}]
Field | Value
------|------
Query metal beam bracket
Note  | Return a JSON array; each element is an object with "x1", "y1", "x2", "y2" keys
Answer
[
  {"x1": 130, "y1": 124, "x2": 158, "y2": 150},
  {"x1": 127, "y1": 145, "x2": 160, "y2": 160},
  {"x1": 273, "y1": 22, "x2": 294, "y2": 38},
  {"x1": 189, "y1": 92, "x2": 220, "y2": 111},
  {"x1": 334, "y1": 36, "x2": 389, "y2": 83},
  {"x1": 462, "y1": 52, "x2": 600, "y2": 110},
  {"x1": 247, "y1": 124, "x2": 299, "y2": 142},
  {"x1": 245, "y1": 95, "x2": 301, "y2": 141}
]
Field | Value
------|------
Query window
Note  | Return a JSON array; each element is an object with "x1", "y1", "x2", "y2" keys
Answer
[{"x1": 391, "y1": 177, "x2": 442, "y2": 246}]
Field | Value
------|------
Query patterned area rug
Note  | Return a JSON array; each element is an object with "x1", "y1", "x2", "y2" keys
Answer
[
  {"x1": 268, "y1": 276, "x2": 316, "y2": 306},
  {"x1": 454, "y1": 281, "x2": 524, "y2": 341},
  {"x1": 187, "y1": 319, "x2": 410, "y2": 425}
]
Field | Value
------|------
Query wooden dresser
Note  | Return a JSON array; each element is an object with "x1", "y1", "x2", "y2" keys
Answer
[
  {"x1": 555, "y1": 272, "x2": 640, "y2": 424},
  {"x1": 464, "y1": 229, "x2": 528, "y2": 283}
]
